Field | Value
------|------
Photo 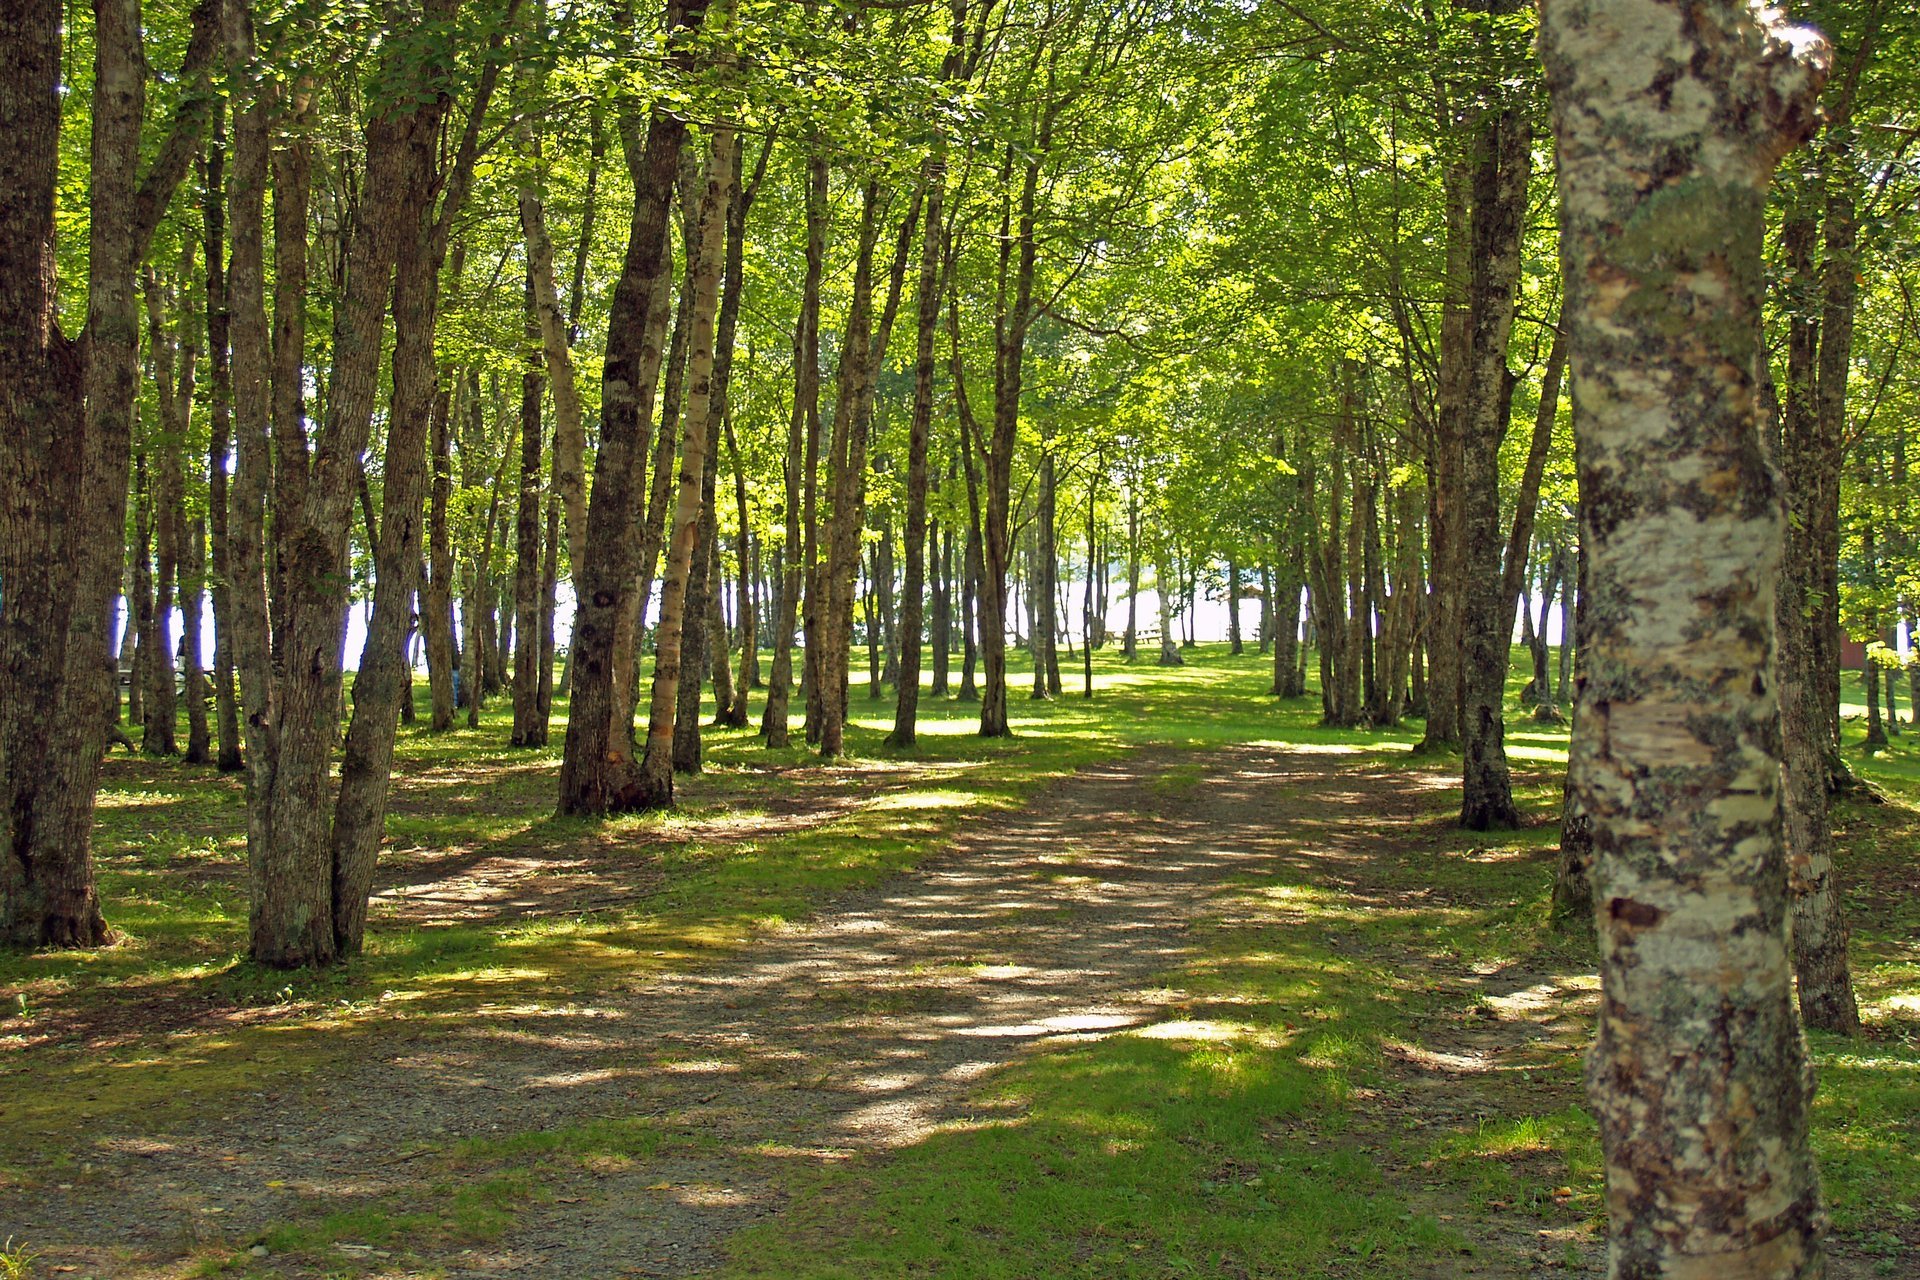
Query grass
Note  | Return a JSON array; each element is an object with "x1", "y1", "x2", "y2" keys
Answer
[
  {"x1": 0, "y1": 1239, "x2": 39, "y2": 1280},
  {"x1": 3, "y1": 642, "x2": 1917, "y2": 1276},
  {"x1": 715, "y1": 662, "x2": 1595, "y2": 1278}
]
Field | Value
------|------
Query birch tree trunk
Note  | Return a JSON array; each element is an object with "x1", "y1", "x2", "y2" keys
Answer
[
  {"x1": 888, "y1": 152, "x2": 947, "y2": 747},
  {"x1": 517, "y1": 133, "x2": 587, "y2": 576},
  {"x1": 1155, "y1": 546, "x2": 1182, "y2": 668},
  {"x1": 817, "y1": 182, "x2": 920, "y2": 757},
  {"x1": 1035, "y1": 450, "x2": 1061, "y2": 698},
  {"x1": 677, "y1": 133, "x2": 759, "y2": 758},
  {"x1": 815, "y1": 188, "x2": 881, "y2": 758},
  {"x1": 1124, "y1": 486, "x2": 1140, "y2": 660},
  {"x1": 1552, "y1": 519, "x2": 1595, "y2": 933},
  {"x1": 959, "y1": 473, "x2": 982, "y2": 702},
  {"x1": 232, "y1": 0, "x2": 482, "y2": 966},
  {"x1": 1500, "y1": 326, "x2": 1568, "y2": 646},
  {"x1": 723, "y1": 415, "x2": 756, "y2": 728},
  {"x1": 131, "y1": 452, "x2": 156, "y2": 746},
  {"x1": 930, "y1": 520, "x2": 953, "y2": 696},
  {"x1": 631, "y1": 124, "x2": 735, "y2": 807},
  {"x1": 709, "y1": 139, "x2": 768, "y2": 731},
  {"x1": 183, "y1": 512, "x2": 212, "y2": 764},
  {"x1": 672, "y1": 432, "x2": 721, "y2": 772},
  {"x1": 425, "y1": 364, "x2": 459, "y2": 731},
  {"x1": 1541, "y1": 4, "x2": 1832, "y2": 1274},
  {"x1": 761, "y1": 152, "x2": 826, "y2": 748},
  {"x1": 1774, "y1": 34, "x2": 1877, "y2": 1029},
  {"x1": 979, "y1": 115, "x2": 1052, "y2": 739}
]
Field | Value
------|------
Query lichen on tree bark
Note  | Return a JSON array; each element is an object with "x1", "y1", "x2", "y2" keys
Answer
[{"x1": 1541, "y1": 1, "x2": 1832, "y2": 1275}]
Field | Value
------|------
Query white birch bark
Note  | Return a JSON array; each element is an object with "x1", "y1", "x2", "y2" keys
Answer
[{"x1": 1541, "y1": 3, "x2": 1832, "y2": 1275}]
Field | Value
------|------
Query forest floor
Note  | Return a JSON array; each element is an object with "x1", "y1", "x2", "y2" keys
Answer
[{"x1": 2, "y1": 648, "x2": 1917, "y2": 1279}]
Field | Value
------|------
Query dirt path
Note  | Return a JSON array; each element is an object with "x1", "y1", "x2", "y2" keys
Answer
[
  {"x1": 14, "y1": 747, "x2": 1260, "y2": 1276},
  {"x1": 14, "y1": 744, "x2": 1875, "y2": 1279}
]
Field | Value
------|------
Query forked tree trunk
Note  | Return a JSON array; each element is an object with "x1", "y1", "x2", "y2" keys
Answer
[
  {"x1": 557, "y1": 0, "x2": 710, "y2": 815},
  {"x1": 333, "y1": 65, "x2": 494, "y2": 954},
  {"x1": 889, "y1": 155, "x2": 947, "y2": 747},
  {"x1": 761, "y1": 152, "x2": 827, "y2": 748},
  {"x1": 516, "y1": 121, "x2": 588, "y2": 587},
  {"x1": 1775, "y1": 215, "x2": 1862, "y2": 1029},
  {"x1": 224, "y1": 0, "x2": 303, "y2": 962},
  {"x1": 677, "y1": 151, "x2": 752, "y2": 754},
  {"x1": 816, "y1": 189, "x2": 882, "y2": 758},
  {"x1": 631, "y1": 124, "x2": 735, "y2": 806},
  {"x1": 1155, "y1": 548, "x2": 1182, "y2": 668},
  {"x1": 613, "y1": 232, "x2": 681, "y2": 742},
  {"x1": 818, "y1": 181, "x2": 919, "y2": 757},
  {"x1": 230, "y1": 0, "x2": 486, "y2": 966},
  {"x1": 1542, "y1": 5, "x2": 1831, "y2": 1274},
  {"x1": 1499, "y1": 326, "x2": 1568, "y2": 638},
  {"x1": 688, "y1": 134, "x2": 763, "y2": 742},
  {"x1": 976, "y1": 103, "x2": 1054, "y2": 739}
]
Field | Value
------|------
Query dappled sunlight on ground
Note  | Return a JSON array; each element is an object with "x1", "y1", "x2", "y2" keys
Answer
[
  {"x1": 5, "y1": 737, "x2": 1614, "y2": 1278},
  {"x1": 5, "y1": 648, "x2": 1913, "y2": 1278}
]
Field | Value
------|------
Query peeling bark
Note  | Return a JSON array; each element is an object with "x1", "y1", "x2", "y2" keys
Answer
[{"x1": 1542, "y1": 3, "x2": 1831, "y2": 1274}]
